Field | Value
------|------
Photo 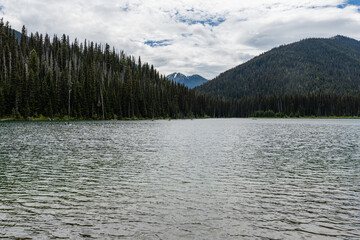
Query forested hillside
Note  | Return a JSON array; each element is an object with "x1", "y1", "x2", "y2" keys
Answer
[
  {"x1": 196, "y1": 36, "x2": 360, "y2": 99},
  {"x1": 0, "y1": 19, "x2": 359, "y2": 119},
  {"x1": 0, "y1": 19, "x2": 227, "y2": 120}
]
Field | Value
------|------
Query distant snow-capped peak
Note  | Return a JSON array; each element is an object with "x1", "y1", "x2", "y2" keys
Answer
[{"x1": 167, "y1": 72, "x2": 207, "y2": 89}]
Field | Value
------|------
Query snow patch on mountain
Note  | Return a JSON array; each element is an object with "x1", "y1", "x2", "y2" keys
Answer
[{"x1": 167, "y1": 72, "x2": 207, "y2": 89}]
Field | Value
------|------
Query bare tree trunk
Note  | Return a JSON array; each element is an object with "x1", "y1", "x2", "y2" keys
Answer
[
  {"x1": 3, "y1": 50, "x2": 6, "y2": 82},
  {"x1": 68, "y1": 60, "x2": 72, "y2": 119},
  {"x1": 15, "y1": 91, "x2": 18, "y2": 113},
  {"x1": 100, "y1": 71, "x2": 105, "y2": 119}
]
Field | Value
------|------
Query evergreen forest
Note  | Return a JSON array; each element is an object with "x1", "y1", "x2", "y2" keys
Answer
[
  {"x1": 0, "y1": 20, "x2": 227, "y2": 120},
  {"x1": 0, "y1": 19, "x2": 359, "y2": 119},
  {"x1": 196, "y1": 36, "x2": 360, "y2": 99}
]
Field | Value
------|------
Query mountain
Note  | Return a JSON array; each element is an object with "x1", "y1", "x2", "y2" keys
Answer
[
  {"x1": 14, "y1": 29, "x2": 22, "y2": 40},
  {"x1": 167, "y1": 72, "x2": 187, "y2": 84},
  {"x1": 167, "y1": 72, "x2": 207, "y2": 89},
  {"x1": 0, "y1": 21, "x2": 229, "y2": 120},
  {"x1": 196, "y1": 35, "x2": 360, "y2": 99},
  {"x1": 1, "y1": 19, "x2": 358, "y2": 119}
]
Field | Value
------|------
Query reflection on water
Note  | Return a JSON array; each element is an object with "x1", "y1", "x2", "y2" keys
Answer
[{"x1": 0, "y1": 119, "x2": 359, "y2": 239}]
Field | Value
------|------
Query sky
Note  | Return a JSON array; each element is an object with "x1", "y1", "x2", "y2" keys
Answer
[{"x1": 1, "y1": 0, "x2": 360, "y2": 79}]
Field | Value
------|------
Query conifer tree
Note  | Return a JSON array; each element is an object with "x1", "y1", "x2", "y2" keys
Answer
[{"x1": 0, "y1": 22, "x2": 359, "y2": 120}]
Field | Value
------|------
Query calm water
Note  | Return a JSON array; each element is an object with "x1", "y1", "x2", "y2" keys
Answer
[{"x1": 0, "y1": 119, "x2": 359, "y2": 239}]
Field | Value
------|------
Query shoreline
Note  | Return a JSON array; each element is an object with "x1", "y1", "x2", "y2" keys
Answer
[{"x1": 1, "y1": 116, "x2": 359, "y2": 122}]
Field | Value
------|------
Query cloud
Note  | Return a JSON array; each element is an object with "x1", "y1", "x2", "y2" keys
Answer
[
  {"x1": 173, "y1": 8, "x2": 226, "y2": 26},
  {"x1": 0, "y1": 0, "x2": 360, "y2": 79},
  {"x1": 338, "y1": 0, "x2": 360, "y2": 11}
]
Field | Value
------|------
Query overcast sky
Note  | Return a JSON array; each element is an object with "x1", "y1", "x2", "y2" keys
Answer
[{"x1": 1, "y1": 0, "x2": 360, "y2": 79}]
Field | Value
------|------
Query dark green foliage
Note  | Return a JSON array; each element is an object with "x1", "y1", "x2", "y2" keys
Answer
[
  {"x1": 1, "y1": 20, "x2": 359, "y2": 119},
  {"x1": 231, "y1": 93, "x2": 360, "y2": 117},
  {"x1": 196, "y1": 35, "x2": 360, "y2": 98},
  {"x1": 0, "y1": 21, "x2": 229, "y2": 119},
  {"x1": 193, "y1": 35, "x2": 360, "y2": 117}
]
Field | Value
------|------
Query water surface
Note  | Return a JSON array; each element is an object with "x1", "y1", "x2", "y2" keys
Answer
[{"x1": 0, "y1": 119, "x2": 359, "y2": 239}]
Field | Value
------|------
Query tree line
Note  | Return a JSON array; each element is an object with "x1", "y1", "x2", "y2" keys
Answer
[
  {"x1": 196, "y1": 36, "x2": 360, "y2": 100},
  {"x1": 0, "y1": 19, "x2": 359, "y2": 120},
  {"x1": 229, "y1": 93, "x2": 360, "y2": 117},
  {"x1": 0, "y1": 20, "x2": 228, "y2": 120}
]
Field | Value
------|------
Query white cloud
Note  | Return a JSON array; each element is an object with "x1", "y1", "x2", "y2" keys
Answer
[{"x1": 1, "y1": 0, "x2": 360, "y2": 79}]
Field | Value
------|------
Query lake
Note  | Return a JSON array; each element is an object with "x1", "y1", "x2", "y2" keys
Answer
[{"x1": 0, "y1": 119, "x2": 359, "y2": 239}]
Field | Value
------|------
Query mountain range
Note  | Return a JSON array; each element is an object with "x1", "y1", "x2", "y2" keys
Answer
[
  {"x1": 196, "y1": 35, "x2": 360, "y2": 99},
  {"x1": 1, "y1": 20, "x2": 359, "y2": 119},
  {"x1": 0, "y1": 22, "x2": 230, "y2": 120},
  {"x1": 167, "y1": 72, "x2": 207, "y2": 89}
]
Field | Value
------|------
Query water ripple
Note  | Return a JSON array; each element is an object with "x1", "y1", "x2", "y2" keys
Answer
[{"x1": 0, "y1": 119, "x2": 359, "y2": 239}]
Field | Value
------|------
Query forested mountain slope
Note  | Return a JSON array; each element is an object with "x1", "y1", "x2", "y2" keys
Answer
[
  {"x1": 0, "y1": 20, "x2": 226, "y2": 120},
  {"x1": 0, "y1": 19, "x2": 359, "y2": 119},
  {"x1": 196, "y1": 36, "x2": 360, "y2": 98}
]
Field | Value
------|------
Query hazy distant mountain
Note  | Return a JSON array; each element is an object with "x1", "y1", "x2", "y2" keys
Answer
[
  {"x1": 167, "y1": 72, "x2": 207, "y2": 89},
  {"x1": 168, "y1": 72, "x2": 187, "y2": 84},
  {"x1": 196, "y1": 35, "x2": 360, "y2": 98},
  {"x1": 14, "y1": 29, "x2": 21, "y2": 40}
]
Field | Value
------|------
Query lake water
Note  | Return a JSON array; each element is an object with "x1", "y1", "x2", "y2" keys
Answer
[{"x1": 0, "y1": 119, "x2": 359, "y2": 239}]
